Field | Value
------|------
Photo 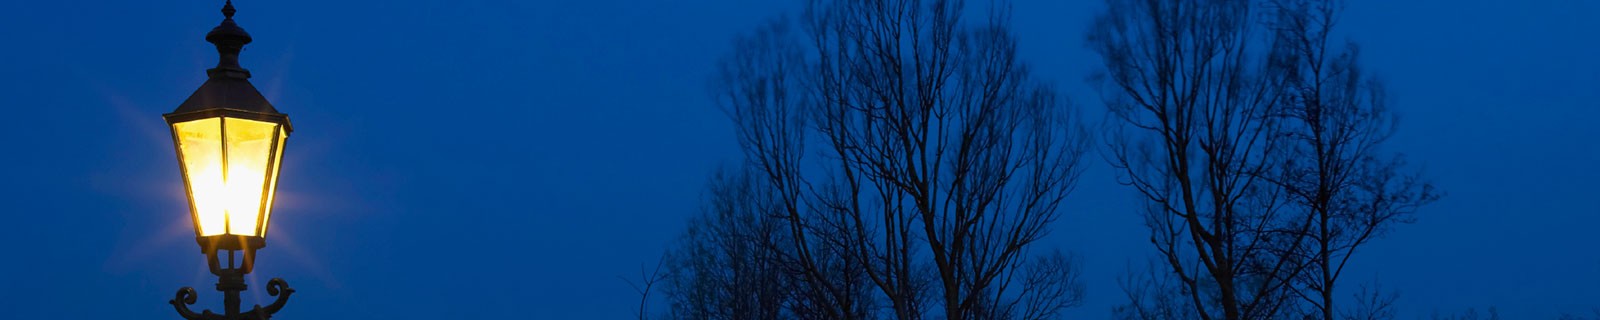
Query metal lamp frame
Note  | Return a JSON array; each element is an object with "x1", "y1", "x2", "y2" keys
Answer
[{"x1": 166, "y1": 2, "x2": 297, "y2": 319}]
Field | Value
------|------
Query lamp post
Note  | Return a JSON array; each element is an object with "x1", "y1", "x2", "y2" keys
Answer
[{"x1": 166, "y1": 1, "x2": 295, "y2": 319}]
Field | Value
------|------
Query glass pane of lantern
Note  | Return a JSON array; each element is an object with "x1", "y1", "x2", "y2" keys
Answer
[
  {"x1": 224, "y1": 118, "x2": 279, "y2": 237},
  {"x1": 258, "y1": 127, "x2": 287, "y2": 236},
  {"x1": 173, "y1": 118, "x2": 226, "y2": 236}
]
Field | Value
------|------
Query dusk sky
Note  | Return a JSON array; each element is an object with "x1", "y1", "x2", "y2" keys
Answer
[{"x1": 0, "y1": 0, "x2": 1596, "y2": 319}]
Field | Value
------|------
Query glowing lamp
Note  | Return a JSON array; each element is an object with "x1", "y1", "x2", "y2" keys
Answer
[
  {"x1": 166, "y1": 112, "x2": 289, "y2": 246},
  {"x1": 165, "y1": 3, "x2": 297, "y2": 319},
  {"x1": 165, "y1": 0, "x2": 290, "y2": 263}
]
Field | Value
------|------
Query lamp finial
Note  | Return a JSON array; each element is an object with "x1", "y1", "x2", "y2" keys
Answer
[{"x1": 206, "y1": 0, "x2": 252, "y2": 78}]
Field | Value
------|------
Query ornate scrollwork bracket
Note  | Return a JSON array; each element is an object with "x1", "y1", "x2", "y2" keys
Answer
[
  {"x1": 243, "y1": 278, "x2": 295, "y2": 319},
  {"x1": 171, "y1": 278, "x2": 294, "y2": 320},
  {"x1": 171, "y1": 286, "x2": 218, "y2": 320}
]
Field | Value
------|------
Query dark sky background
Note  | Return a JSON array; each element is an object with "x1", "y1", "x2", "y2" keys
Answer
[{"x1": 1, "y1": 0, "x2": 1596, "y2": 318}]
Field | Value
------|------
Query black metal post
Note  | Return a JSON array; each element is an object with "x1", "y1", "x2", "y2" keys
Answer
[{"x1": 219, "y1": 272, "x2": 244, "y2": 318}]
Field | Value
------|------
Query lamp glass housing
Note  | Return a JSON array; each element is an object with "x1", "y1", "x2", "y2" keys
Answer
[{"x1": 170, "y1": 115, "x2": 287, "y2": 238}]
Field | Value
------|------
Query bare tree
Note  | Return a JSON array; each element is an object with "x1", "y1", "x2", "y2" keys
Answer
[
  {"x1": 1089, "y1": 0, "x2": 1303, "y2": 319},
  {"x1": 1264, "y1": 1, "x2": 1439, "y2": 319},
  {"x1": 1339, "y1": 281, "x2": 1397, "y2": 320},
  {"x1": 1112, "y1": 262, "x2": 1202, "y2": 320},
  {"x1": 710, "y1": 16, "x2": 878, "y2": 320},
  {"x1": 660, "y1": 166, "x2": 801, "y2": 320},
  {"x1": 686, "y1": 0, "x2": 1090, "y2": 318},
  {"x1": 802, "y1": 1, "x2": 1090, "y2": 318}
]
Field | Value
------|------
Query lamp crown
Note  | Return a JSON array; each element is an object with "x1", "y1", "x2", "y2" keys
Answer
[{"x1": 206, "y1": 0, "x2": 252, "y2": 79}]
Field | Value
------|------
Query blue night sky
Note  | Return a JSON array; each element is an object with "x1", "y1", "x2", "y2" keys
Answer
[{"x1": 0, "y1": 0, "x2": 1596, "y2": 319}]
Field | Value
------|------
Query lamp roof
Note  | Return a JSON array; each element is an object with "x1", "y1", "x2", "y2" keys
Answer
[
  {"x1": 174, "y1": 77, "x2": 279, "y2": 115},
  {"x1": 174, "y1": 0, "x2": 281, "y2": 116}
]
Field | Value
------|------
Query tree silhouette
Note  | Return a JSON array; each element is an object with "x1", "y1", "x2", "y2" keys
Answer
[
  {"x1": 1111, "y1": 262, "x2": 1201, "y2": 320},
  {"x1": 1264, "y1": 1, "x2": 1438, "y2": 319},
  {"x1": 659, "y1": 0, "x2": 1090, "y2": 318},
  {"x1": 660, "y1": 166, "x2": 833, "y2": 320},
  {"x1": 1090, "y1": 0, "x2": 1437, "y2": 319},
  {"x1": 1090, "y1": 0, "x2": 1299, "y2": 318},
  {"x1": 1338, "y1": 281, "x2": 1397, "y2": 320}
]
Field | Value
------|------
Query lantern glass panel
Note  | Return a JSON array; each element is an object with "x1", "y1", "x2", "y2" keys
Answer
[
  {"x1": 173, "y1": 117, "x2": 283, "y2": 237},
  {"x1": 174, "y1": 118, "x2": 226, "y2": 236},
  {"x1": 223, "y1": 118, "x2": 277, "y2": 236},
  {"x1": 259, "y1": 127, "x2": 287, "y2": 236}
]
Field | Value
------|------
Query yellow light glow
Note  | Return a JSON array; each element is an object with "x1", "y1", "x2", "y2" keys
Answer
[{"x1": 173, "y1": 117, "x2": 283, "y2": 237}]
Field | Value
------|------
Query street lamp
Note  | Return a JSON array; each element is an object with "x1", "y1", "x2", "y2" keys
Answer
[{"x1": 166, "y1": 1, "x2": 295, "y2": 319}]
